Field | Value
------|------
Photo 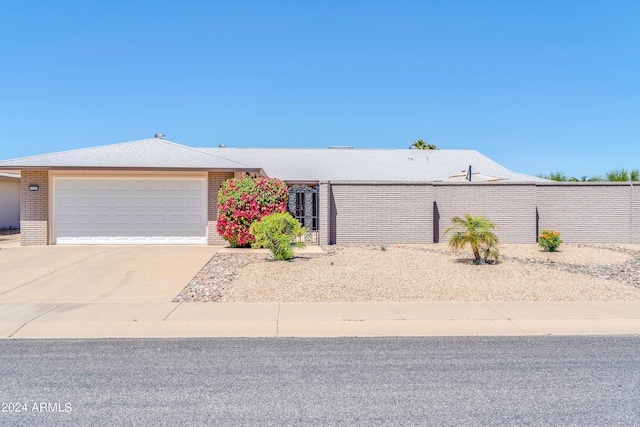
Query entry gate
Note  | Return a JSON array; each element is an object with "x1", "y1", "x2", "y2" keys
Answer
[{"x1": 287, "y1": 184, "x2": 319, "y2": 244}]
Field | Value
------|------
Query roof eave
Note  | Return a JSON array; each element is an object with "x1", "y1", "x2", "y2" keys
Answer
[{"x1": 0, "y1": 166, "x2": 265, "y2": 173}]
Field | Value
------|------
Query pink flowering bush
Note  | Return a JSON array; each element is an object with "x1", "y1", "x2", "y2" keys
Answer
[{"x1": 216, "y1": 176, "x2": 289, "y2": 247}]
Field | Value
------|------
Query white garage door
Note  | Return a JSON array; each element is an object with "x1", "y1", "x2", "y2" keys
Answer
[{"x1": 53, "y1": 177, "x2": 207, "y2": 245}]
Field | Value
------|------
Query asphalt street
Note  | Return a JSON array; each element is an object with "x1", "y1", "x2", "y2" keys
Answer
[{"x1": 1, "y1": 336, "x2": 639, "y2": 426}]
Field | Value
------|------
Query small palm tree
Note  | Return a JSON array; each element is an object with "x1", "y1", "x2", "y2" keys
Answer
[
  {"x1": 445, "y1": 214, "x2": 500, "y2": 264},
  {"x1": 410, "y1": 139, "x2": 437, "y2": 150},
  {"x1": 605, "y1": 168, "x2": 630, "y2": 182}
]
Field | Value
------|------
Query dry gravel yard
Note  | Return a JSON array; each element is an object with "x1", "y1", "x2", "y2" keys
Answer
[
  {"x1": 175, "y1": 243, "x2": 640, "y2": 302},
  {"x1": 0, "y1": 229, "x2": 20, "y2": 246}
]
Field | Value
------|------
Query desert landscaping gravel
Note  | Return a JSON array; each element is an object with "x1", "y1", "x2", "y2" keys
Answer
[
  {"x1": 0, "y1": 229, "x2": 20, "y2": 246},
  {"x1": 176, "y1": 244, "x2": 640, "y2": 302}
]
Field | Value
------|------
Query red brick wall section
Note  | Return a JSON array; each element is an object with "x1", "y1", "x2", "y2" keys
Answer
[
  {"x1": 329, "y1": 182, "x2": 434, "y2": 244},
  {"x1": 633, "y1": 184, "x2": 640, "y2": 244},
  {"x1": 207, "y1": 172, "x2": 234, "y2": 245},
  {"x1": 537, "y1": 183, "x2": 633, "y2": 244},
  {"x1": 434, "y1": 183, "x2": 537, "y2": 244},
  {"x1": 20, "y1": 171, "x2": 49, "y2": 246}
]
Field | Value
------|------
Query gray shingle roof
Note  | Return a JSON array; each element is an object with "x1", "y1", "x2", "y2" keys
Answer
[
  {"x1": 195, "y1": 147, "x2": 547, "y2": 182},
  {"x1": 0, "y1": 138, "x2": 256, "y2": 171},
  {"x1": 0, "y1": 137, "x2": 546, "y2": 182}
]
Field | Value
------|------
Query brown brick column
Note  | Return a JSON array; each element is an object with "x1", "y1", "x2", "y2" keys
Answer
[
  {"x1": 20, "y1": 171, "x2": 49, "y2": 246},
  {"x1": 207, "y1": 172, "x2": 234, "y2": 245}
]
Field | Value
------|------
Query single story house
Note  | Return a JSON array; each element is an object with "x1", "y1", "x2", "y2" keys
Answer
[
  {"x1": 0, "y1": 172, "x2": 20, "y2": 229},
  {"x1": 2, "y1": 135, "x2": 637, "y2": 246}
]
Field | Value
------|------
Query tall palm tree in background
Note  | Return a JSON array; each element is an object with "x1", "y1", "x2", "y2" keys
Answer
[
  {"x1": 410, "y1": 139, "x2": 437, "y2": 150},
  {"x1": 445, "y1": 214, "x2": 500, "y2": 264}
]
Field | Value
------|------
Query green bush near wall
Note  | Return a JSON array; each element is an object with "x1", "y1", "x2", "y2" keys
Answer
[{"x1": 250, "y1": 212, "x2": 306, "y2": 261}]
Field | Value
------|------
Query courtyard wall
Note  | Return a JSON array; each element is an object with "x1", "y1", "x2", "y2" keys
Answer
[{"x1": 322, "y1": 181, "x2": 640, "y2": 245}]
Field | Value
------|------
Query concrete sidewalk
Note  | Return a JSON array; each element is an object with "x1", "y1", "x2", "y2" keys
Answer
[{"x1": 1, "y1": 301, "x2": 639, "y2": 339}]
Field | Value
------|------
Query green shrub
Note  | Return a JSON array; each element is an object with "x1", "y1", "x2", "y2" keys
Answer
[
  {"x1": 250, "y1": 212, "x2": 306, "y2": 261},
  {"x1": 538, "y1": 230, "x2": 562, "y2": 252},
  {"x1": 216, "y1": 176, "x2": 289, "y2": 247}
]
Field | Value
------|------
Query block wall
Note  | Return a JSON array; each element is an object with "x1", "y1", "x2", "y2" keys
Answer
[
  {"x1": 537, "y1": 183, "x2": 633, "y2": 243},
  {"x1": 633, "y1": 185, "x2": 640, "y2": 244},
  {"x1": 207, "y1": 172, "x2": 234, "y2": 245},
  {"x1": 20, "y1": 171, "x2": 49, "y2": 245},
  {"x1": 433, "y1": 183, "x2": 537, "y2": 244},
  {"x1": 318, "y1": 182, "x2": 331, "y2": 246},
  {"x1": 329, "y1": 182, "x2": 433, "y2": 244}
]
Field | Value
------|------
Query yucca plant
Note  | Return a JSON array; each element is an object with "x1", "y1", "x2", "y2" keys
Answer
[{"x1": 445, "y1": 214, "x2": 500, "y2": 264}]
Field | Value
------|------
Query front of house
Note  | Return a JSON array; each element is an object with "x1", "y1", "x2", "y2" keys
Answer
[{"x1": 2, "y1": 135, "x2": 637, "y2": 246}]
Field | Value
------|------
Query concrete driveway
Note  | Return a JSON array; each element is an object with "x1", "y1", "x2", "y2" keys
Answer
[{"x1": 0, "y1": 246, "x2": 217, "y2": 303}]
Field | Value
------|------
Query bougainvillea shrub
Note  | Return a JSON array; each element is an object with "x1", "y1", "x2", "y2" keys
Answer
[{"x1": 216, "y1": 176, "x2": 288, "y2": 247}]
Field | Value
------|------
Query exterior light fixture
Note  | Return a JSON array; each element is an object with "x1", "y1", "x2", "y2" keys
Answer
[{"x1": 29, "y1": 184, "x2": 39, "y2": 191}]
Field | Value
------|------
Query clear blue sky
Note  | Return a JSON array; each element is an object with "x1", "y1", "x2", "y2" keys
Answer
[{"x1": 1, "y1": 0, "x2": 638, "y2": 179}]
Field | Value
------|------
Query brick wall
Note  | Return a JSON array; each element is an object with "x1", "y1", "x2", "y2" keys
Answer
[
  {"x1": 433, "y1": 183, "x2": 537, "y2": 244},
  {"x1": 207, "y1": 172, "x2": 234, "y2": 245},
  {"x1": 15, "y1": 173, "x2": 640, "y2": 246},
  {"x1": 329, "y1": 182, "x2": 433, "y2": 244},
  {"x1": 633, "y1": 185, "x2": 640, "y2": 244},
  {"x1": 20, "y1": 171, "x2": 49, "y2": 245},
  {"x1": 537, "y1": 183, "x2": 633, "y2": 243},
  {"x1": 318, "y1": 182, "x2": 331, "y2": 246}
]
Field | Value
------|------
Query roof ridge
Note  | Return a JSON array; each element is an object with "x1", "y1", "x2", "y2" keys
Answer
[
  {"x1": 184, "y1": 145, "x2": 254, "y2": 168},
  {"x1": 198, "y1": 147, "x2": 471, "y2": 151},
  {"x1": 0, "y1": 138, "x2": 252, "y2": 168},
  {"x1": 0, "y1": 137, "x2": 164, "y2": 163}
]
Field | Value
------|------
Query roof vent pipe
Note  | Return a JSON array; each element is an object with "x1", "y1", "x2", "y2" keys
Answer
[
  {"x1": 154, "y1": 133, "x2": 165, "y2": 139},
  {"x1": 219, "y1": 144, "x2": 226, "y2": 148}
]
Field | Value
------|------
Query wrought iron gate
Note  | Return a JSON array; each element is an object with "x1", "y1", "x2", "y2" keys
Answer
[{"x1": 287, "y1": 184, "x2": 319, "y2": 243}]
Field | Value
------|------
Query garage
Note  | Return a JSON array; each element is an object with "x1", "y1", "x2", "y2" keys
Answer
[{"x1": 53, "y1": 176, "x2": 207, "y2": 245}]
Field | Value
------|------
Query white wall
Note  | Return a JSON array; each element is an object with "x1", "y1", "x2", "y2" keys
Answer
[{"x1": 0, "y1": 175, "x2": 20, "y2": 228}]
